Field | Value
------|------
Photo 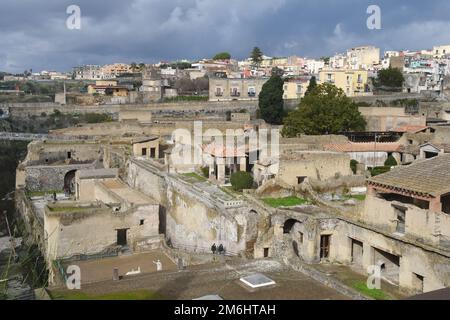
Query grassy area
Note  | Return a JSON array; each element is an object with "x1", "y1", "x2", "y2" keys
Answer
[
  {"x1": 182, "y1": 172, "x2": 207, "y2": 182},
  {"x1": 350, "y1": 194, "x2": 366, "y2": 201},
  {"x1": 343, "y1": 194, "x2": 366, "y2": 201},
  {"x1": 262, "y1": 196, "x2": 309, "y2": 208},
  {"x1": 49, "y1": 289, "x2": 166, "y2": 300},
  {"x1": 48, "y1": 206, "x2": 86, "y2": 212},
  {"x1": 351, "y1": 280, "x2": 389, "y2": 300},
  {"x1": 219, "y1": 186, "x2": 241, "y2": 197},
  {"x1": 26, "y1": 190, "x2": 61, "y2": 197}
]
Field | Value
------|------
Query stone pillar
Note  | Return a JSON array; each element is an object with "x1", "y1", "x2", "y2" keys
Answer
[
  {"x1": 239, "y1": 156, "x2": 247, "y2": 172},
  {"x1": 429, "y1": 197, "x2": 442, "y2": 213},
  {"x1": 273, "y1": 223, "x2": 284, "y2": 238},
  {"x1": 305, "y1": 238, "x2": 317, "y2": 263},
  {"x1": 367, "y1": 185, "x2": 377, "y2": 197},
  {"x1": 398, "y1": 256, "x2": 410, "y2": 291},
  {"x1": 217, "y1": 159, "x2": 225, "y2": 184},
  {"x1": 362, "y1": 242, "x2": 373, "y2": 271}
]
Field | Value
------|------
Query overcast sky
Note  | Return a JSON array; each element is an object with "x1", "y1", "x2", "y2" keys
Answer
[{"x1": 1, "y1": 0, "x2": 450, "y2": 73}]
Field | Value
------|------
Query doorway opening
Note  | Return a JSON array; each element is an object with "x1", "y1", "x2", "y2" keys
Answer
[
  {"x1": 350, "y1": 238, "x2": 364, "y2": 266},
  {"x1": 116, "y1": 229, "x2": 128, "y2": 246},
  {"x1": 412, "y1": 273, "x2": 424, "y2": 293},
  {"x1": 320, "y1": 235, "x2": 331, "y2": 259},
  {"x1": 373, "y1": 247, "x2": 400, "y2": 284}
]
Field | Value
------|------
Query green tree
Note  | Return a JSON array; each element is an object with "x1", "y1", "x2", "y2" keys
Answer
[
  {"x1": 282, "y1": 83, "x2": 366, "y2": 137},
  {"x1": 258, "y1": 75, "x2": 284, "y2": 124},
  {"x1": 130, "y1": 62, "x2": 137, "y2": 72},
  {"x1": 305, "y1": 76, "x2": 317, "y2": 96},
  {"x1": 230, "y1": 171, "x2": 254, "y2": 191},
  {"x1": 376, "y1": 67, "x2": 404, "y2": 89},
  {"x1": 384, "y1": 155, "x2": 398, "y2": 166},
  {"x1": 350, "y1": 159, "x2": 359, "y2": 174},
  {"x1": 271, "y1": 67, "x2": 284, "y2": 77},
  {"x1": 213, "y1": 52, "x2": 231, "y2": 60},
  {"x1": 250, "y1": 47, "x2": 263, "y2": 67},
  {"x1": 320, "y1": 56, "x2": 330, "y2": 64}
]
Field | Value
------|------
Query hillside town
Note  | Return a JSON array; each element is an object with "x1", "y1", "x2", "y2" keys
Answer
[{"x1": 1, "y1": 40, "x2": 450, "y2": 303}]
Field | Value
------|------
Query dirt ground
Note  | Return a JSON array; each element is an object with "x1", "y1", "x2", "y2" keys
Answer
[
  {"x1": 56, "y1": 257, "x2": 348, "y2": 300},
  {"x1": 62, "y1": 251, "x2": 177, "y2": 284}
]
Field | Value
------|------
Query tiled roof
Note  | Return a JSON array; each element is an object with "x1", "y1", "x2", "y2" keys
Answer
[
  {"x1": 421, "y1": 142, "x2": 450, "y2": 153},
  {"x1": 324, "y1": 142, "x2": 402, "y2": 153},
  {"x1": 391, "y1": 125, "x2": 431, "y2": 134},
  {"x1": 368, "y1": 154, "x2": 450, "y2": 197}
]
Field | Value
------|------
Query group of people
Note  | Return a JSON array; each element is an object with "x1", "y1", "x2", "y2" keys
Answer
[{"x1": 211, "y1": 243, "x2": 225, "y2": 255}]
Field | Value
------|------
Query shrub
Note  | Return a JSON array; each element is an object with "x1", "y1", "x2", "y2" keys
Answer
[
  {"x1": 384, "y1": 155, "x2": 398, "y2": 167},
  {"x1": 370, "y1": 166, "x2": 391, "y2": 176},
  {"x1": 230, "y1": 171, "x2": 254, "y2": 191},
  {"x1": 201, "y1": 167, "x2": 209, "y2": 178},
  {"x1": 350, "y1": 159, "x2": 359, "y2": 174}
]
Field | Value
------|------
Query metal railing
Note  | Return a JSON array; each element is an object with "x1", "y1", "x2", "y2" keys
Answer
[{"x1": 170, "y1": 242, "x2": 238, "y2": 257}]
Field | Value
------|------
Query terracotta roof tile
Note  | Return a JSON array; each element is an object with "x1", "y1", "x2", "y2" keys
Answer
[
  {"x1": 368, "y1": 154, "x2": 450, "y2": 197},
  {"x1": 391, "y1": 125, "x2": 431, "y2": 134}
]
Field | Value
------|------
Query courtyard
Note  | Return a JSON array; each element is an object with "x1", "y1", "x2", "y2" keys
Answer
[{"x1": 51, "y1": 256, "x2": 348, "y2": 300}]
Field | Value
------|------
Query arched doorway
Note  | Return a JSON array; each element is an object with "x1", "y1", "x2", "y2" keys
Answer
[
  {"x1": 282, "y1": 218, "x2": 304, "y2": 257},
  {"x1": 283, "y1": 219, "x2": 300, "y2": 234},
  {"x1": 64, "y1": 170, "x2": 77, "y2": 195}
]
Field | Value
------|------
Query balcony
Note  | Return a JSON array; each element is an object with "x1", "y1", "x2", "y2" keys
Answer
[
  {"x1": 248, "y1": 92, "x2": 256, "y2": 97},
  {"x1": 230, "y1": 92, "x2": 241, "y2": 97},
  {"x1": 215, "y1": 92, "x2": 223, "y2": 97}
]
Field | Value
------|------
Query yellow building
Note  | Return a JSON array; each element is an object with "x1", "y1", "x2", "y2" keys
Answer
[
  {"x1": 95, "y1": 80, "x2": 118, "y2": 87},
  {"x1": 433, "y1": 45, "x2": 450, "y2": 58},
  {"x1": 283, "y1": 80, "x2": 309, "y2": 100},
  {"x1": 318, "y1": 69, "x2": 371, "y2": 97},
  {"x1": 87, "y1": 84, "x2": 129, "y2": 97}
]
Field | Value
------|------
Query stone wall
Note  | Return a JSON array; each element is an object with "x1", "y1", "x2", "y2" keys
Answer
[
  {"x1": 44, "y1": 203, "x2": 160, "y2": 261},
  {"x1": 25, "y1": 141, "x2": 103, "y2": 164},
  {"x1": 359, "y1": 106, "x2": 426, "y2": 131},
  {"x1": 25, "y1": 163, "x2": 96, "y2": 191},
  {"x1": 126, "y1": 159, "x2": 260, "y2": 256},
  {"x1": 264, "y1": 203, "x2": 450, "y2": 294},
  {"x1": 6, "y1": 100, "x2": 260, "y2": 120}
]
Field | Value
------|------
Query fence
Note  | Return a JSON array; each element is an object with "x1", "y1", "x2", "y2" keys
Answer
[{"x1": 170, "y1": 242, "x2": 238, "y2": 257}]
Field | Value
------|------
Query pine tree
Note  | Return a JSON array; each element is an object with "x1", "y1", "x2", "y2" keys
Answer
[
  {"x1": 305, "y1": 76, "x2": 317, "y2": 96},
  {"x1": 250, "y1": 47, "x2": 263, "y2": 67}
]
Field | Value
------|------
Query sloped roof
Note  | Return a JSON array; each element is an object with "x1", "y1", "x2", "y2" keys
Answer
[
  {"x1": 368, "y1": 154, "x2": 450, "y2": 197},
  {"x1": 391, "y1": 125, "x2": 432, "y2": 134},
  {"x1": 420, "y1": 142, "x2": 450, "y2": 153}
]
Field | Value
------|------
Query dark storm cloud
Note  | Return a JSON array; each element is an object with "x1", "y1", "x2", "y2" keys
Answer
[{"x1": 1, "y1": 0, "x2": 449, "y2": 72}]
